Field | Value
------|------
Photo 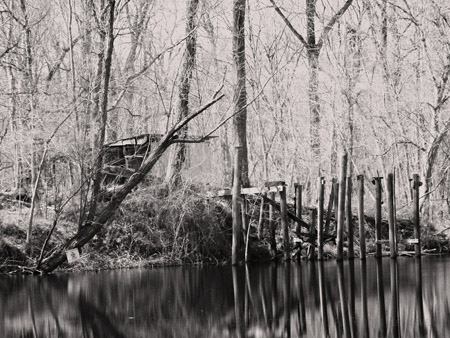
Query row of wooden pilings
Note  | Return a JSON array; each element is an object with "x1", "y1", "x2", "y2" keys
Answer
[{"x1": 231, "y1": 149, "x2": 423, "y2": 265}]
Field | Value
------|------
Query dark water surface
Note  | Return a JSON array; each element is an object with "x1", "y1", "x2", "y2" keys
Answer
[{"x1": 1, "y1": 256, "x2": 450, "y2": 337}]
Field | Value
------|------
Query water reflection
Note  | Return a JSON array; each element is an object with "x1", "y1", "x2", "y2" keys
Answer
[{"x1": 2, "y1": 257, "x2": 450, "y2": 337}]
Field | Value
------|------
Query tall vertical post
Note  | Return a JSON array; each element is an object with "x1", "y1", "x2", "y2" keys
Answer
[
  {"x1": 308, "y1": 208, "x2": 317, "y2": 260},
  {"x1": 358, "y1": 175, "x2": 366, "y2": 259},
  {"x1": 346, "y1": 176, "x2": 354, "y2": 259},
  {"x1": 374, "y1": 177, "x2": 383, "y2": 258},
  {"x1": 280, "y1": 185, "x2": 289, "y2": 260},
  {"x1": 232, "y1": 147, "x2": 242, "y2": 265},
  {"x1": 387, "y1": 173, "x2": 397, "y2": 258},
  {"x1": 413, "y1": 174, "x2": 421, "y2": 257},
  {"x1": 317, "y1": 177, "x2": 325, "y2": 260},
  {"x1": 268, "y1": 191, "x2": 276, "y2": 256},
  {"x1": 324, "y1": 178, "x2": 335, "y2": 234},
  {"x1": 257, "y1": 193, "x2": 266, "y2": 239},
  {"x1": 294, "y1": 183, "x2": 302, "y2": 235},
  {"x1": 337, "y1": 153, "x2": 348, "y2": 261}
]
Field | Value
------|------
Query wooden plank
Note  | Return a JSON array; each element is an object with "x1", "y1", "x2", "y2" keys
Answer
[
  {"x1": 261, "y1": 195, "x2": 310, "y2": 230},
  {"x1": 207, "y1": 185, "x2": 284, "y2": 197},
  {"x1": 376, "y1": 240, "x2": 390, "y2": 245},
  {"x1": 405, "y1": 238, "x2": 420, "y2": 245}
]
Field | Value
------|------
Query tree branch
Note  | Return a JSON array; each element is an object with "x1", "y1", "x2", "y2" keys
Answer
[
  {"x1": 317, "y1": 0, "x2": 354, "y2": 50},
  {"x1": 269, "y1": 0, "x2": 308, "y2": 47}
]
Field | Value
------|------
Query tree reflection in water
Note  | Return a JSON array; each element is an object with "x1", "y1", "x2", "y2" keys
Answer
[{"x1": 2, "y1": 257, "x2": 450, "y2": 337}]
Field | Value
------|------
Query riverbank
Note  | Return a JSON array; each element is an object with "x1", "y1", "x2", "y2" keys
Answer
[{"x1": 1, "y1": 183, "x2": 450, "y2": 274}]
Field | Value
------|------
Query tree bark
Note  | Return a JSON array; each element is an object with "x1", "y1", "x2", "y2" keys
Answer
[
  {"x1": 233, "y1": 0, "x2": 250, "y2": 187},
  {"x1": 165, "y1": 0, "x2": 199, "y2": 187}
]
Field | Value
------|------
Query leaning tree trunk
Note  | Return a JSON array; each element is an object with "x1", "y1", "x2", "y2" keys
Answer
[
  {"x1": 232, "y1": 0, "x2": 250, "y2": 187},
  {"x1": 85, "y1": 0, "x2": 115, "y2": 226},
  {"x1": 165, "y1": 0, "x2": 199, "y2": 187},
  {"x1": 36, "y1": 94, "x2": 224, "y2": 273}
]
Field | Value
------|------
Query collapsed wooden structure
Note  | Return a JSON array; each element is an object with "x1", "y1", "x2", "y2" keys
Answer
[{"x1": 219, "y1": 148, "x2": 423, "y2": 263}]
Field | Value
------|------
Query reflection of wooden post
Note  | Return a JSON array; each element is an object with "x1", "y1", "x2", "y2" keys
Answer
[
  {"x1": 283, "y1": 263, "x2": 291, "y2": 338},
  {"x1": 348, "y1": 260, "x2": 357, "y2": 338},
  {"x1": 318, "y1": 261, "x2": 329, "y2": 337},
  {"x1": 376, "y1": 258, "x2": 387, "y2": 337},
  {"x1": 280, "y1": 185, "x2": 289, "y2": 260},
  {"x1": 232, "y1": 147, "x2": 242, "y2": 265},
  {"x1": 317, "y1": 177, "x2": 325, "y2": 260},
  {"x1": 360, "y1": 260, "x2": 369, "y2": 337},
  {"x1": 358, "y1": 175, "x2": 366, "y2": 259},
  {"x1": 374, "y1": 177, "x2": 383, "y2": 258},
  {"x1": 294, "y1": 184, "x2": 302, "y2": 234},
  {"x1": 415, "y1": 258, "x2": 426, "y2": 336},
  {"x1": 308, "y1": 209, "x2": 317, "y2": 260},
  {"x1": 337, "y1": 153, "x2": 348, "y2": 261},
  {"x1": 387, "y1": 173, "x2": 397, "y2": 258},
  {"x1": 346, "y1": 176, "x2": 354, "y2": 259},
  {"x1": 337, "y1": 261, "x2": 351, "y2": 338},
  {"x1": 232, "y1": 266, "x2": 245, "y2": 338},
  {"x1": 269, "y1": 191, "x2": 276, "y2": 256},
  {"x1": 413, "y1": 174, "x2": 422, "y2": 257},
  {"x1": 390, "y1": 259, "x2": 400, "y2": 338}
]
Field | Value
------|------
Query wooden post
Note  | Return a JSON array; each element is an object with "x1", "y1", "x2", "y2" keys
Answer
[
  {"x1": 376, "y1": 258, "x2": 387, "y2": 337},
  {"x1": 337, "y1": 153, "x2": 348, "y2": 261},
  {"x1": 390, "y1": 259, "x2": 400, "y2": 337},
  {"x1": 294, "y1": 183, "x2": 302, "y2": 235},
  {"x1": 317, "y1": 177, "x2": 325, "y2": 260},
  {"x1": 374, "y1": 177, "x2": 383, "y2": 258},
  {"x1": 308, "y1": 208, "x2": 317, "y2": 260},
  {"x1": 318, "y1": 261, "x2": 329, "y2": 337},
  {"x1": 358, "y1": 175, "x2": 366, "y2": 259},
  {"x1": 333, "y1": 179, "x2": 339, "y2": 223},
  {"x1": 257, "y1": 193, "x2": 266, "y2": 239},
  {"x1": 324, "y1": 178, "x2": 335, "y2": 234},
  {"x1": 413, "y1": 174, "x2": 421, "y2": 257},
  {"x1": 387, "y1": 173, "x2": 397, "y2": 258},
  {"x1": 280, "y1": 185, "x2": 289, "y2": 260},
  {"x1": 232, "y1": 147, "x2": 242, "y2": 265},
  {"x1": 268, "y1": 191, "x2": 276, "y2": 256},
  {"x1": 346, "y1": 176, "x2": 354, "y2": 259}
]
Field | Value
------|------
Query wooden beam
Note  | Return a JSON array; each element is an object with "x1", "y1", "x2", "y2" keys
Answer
[{"x1": 261, "y1": 195, "x2": 310, "y2": 230}]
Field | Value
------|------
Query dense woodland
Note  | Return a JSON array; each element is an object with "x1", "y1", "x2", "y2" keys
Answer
[{"x1": 1, "y1": 0, "x2": 450, "y2": 271}]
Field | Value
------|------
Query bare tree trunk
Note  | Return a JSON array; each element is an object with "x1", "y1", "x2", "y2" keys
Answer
[
  {"x1": 165, "y1": 0, "x2": 199, "y2": 187},
  {"x1": 86, "y1": 0, "x2": 116, "y2": 225},
  {"x1": 233, "y1": 0, "x2": 250, "y2": 187}
]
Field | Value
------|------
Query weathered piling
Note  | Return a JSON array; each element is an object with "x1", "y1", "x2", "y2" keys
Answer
[
  {"x1": 268, "y1": 191, "x2": 276, "y2": 255},
  {"x1": 374, "y1": 177, "x2": 383, "y2": 258},
  {"x1": 257, "y1": 193, "x2": 266, "y2": 239},
  {"x1": 294, "y1": 183, "x2": 302, "y2": 235},
  {"x1": 280, "y1": 185, "x2": 289, "y2": 260},
  {"x1": 308, "y1": 208, "x2": 317, "y2": 260},
  {"x1": 358, "y1": 175, "x2": 366, "y2": 259},
  {"x1": 333, "y1": 179, "x2": 339, "y2": 223},
  {"x1": 346, "y1": 176, "x2": 354, "y2": 259},
  {"x1": 415, "y1": 258, "x2": 425, "y2": 335},
  {"x1": 232, "y1": 147, "x2": 242, "y2": 265},
  {"x1": 387, "y1": 173, "x2": 397, "y2": 258},
  {"x1": 337, "y1": 153, "x2": 348, "y2": 261},
  {"x1": 317, "y1": 177, "x2": 325, "y2": 260},
  {"x1": 337, "y1": 261, "x2": 351, "y2": 338},
  {"x1": 413, "y1": 174, "x2": 422, "y2": 257},
  {"x1": 324, "y1": 178, "x2": 335, "y2": 234},
  {"x1": 360, "y1": 260, "x2": 369, "y2": 337}
]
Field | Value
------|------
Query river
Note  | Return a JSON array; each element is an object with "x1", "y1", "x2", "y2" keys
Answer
[{"x1": 1, "y1": 256, "x2": 449, "y2": 337}]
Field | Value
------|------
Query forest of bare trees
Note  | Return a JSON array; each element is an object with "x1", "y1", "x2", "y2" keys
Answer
[{"x1": 1, "y1": 0, "x2": 450, "y2": 271}]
